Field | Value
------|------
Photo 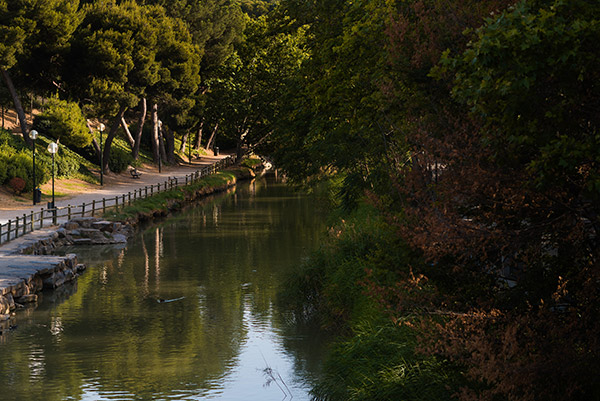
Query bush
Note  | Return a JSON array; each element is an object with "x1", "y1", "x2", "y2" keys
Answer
[
  {"x1": 32, "y1": 97, "x2": 91, "y2": 148},
  {"x1": 0, "y1": 153, "x2": 7, "y2": 184},
  {"x1": 0, "y1": 136, "x2": 51, "y2": 191},
  {"x1": 8, "y1": 177, "x2": 26, "y2": 194},
  {"x1": 55, "y1": 153, "x2": 80, "y2": 178},
  {"x1": 108, "y1": 145, "x2": 133, "y2": 173}
]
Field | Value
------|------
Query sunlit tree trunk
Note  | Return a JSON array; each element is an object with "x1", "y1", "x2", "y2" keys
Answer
[
  {"x1": 205, "y1": 122, "x2": 219, "y2": 151},
  {"x1": 194, "y1": 119, "x2": 204, "y2": 150},
  {"x1": 132, "y1": 98, "x2": 147, "y2": 160},
  {"x1": 151, "y1": 103, "x2": 160, "y2": 163},
  {"x1": 101, "y1": 105, "x2": 128, "y2": 174},
  {"x1": 1, "y1": 69, "x2": 32, "y2": 146}
]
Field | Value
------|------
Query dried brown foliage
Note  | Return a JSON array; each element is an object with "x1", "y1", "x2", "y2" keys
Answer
[{"x1": 369, "y1": 1, "x2": 600, "y2": 399}]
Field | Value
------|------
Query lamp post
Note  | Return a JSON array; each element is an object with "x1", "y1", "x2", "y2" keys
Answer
[
  {"x1": 98, "y1": 123, "x2": 105, "y2": 186},
  {"x1": 188, "y1": 131, "x2": 192, "y2": 165},
  {"x1": 158, "y1": 120, "x2": 162, "y2": 173},
  {"x1": 29, "y1": 129, "x2": 38, "y2": 205},
  {"x1": 47, "y1": 141, "x2": 58, "y2": 209}
]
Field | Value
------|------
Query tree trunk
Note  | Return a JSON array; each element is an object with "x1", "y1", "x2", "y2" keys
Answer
[
  {"x1": 102, "y1": 105, "x2": 128, "y2": 174},
  {"x1": 159, "y1": 127, "x2": 167, "y2": 163},
  {"x1": 206, "y1": 122, "x2": 219, "y2": 151},
  {"x1": 236, "y1": 127, "x2": 250, "y2": 160},
  {"x1": 151, "y1": 103, "x2": 160, "y2": 163},
  {"x1": 179, "y1": 131, "x2": 189, "y2": 153},
  {"x1": 121, "y1": 116, "x2": 135, "y2": 149},
  {"x1": 194, "y1": 119, "x2": 204, "y2": 150},
  {"x1": 1, "y1": 69, "x2": 32, "y2": 146},
  {"x1": 85, "y1": 119, "x2": 101, "y2": 158},
  {"x1": 130, "y1": 98, "x2": 147, "y2": 160},
  {"x1": 163, "y1": 126, "x2": 176, "y2": 164}
]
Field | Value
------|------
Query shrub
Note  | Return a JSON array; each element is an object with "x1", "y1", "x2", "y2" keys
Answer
[
  {"x1": 8, "y1": 177, "x2": 26, "y2": 194},
  {"x1": 108, "y1": 146, "x2": 133, "y2": 173},
  {"x1": 32, "y1": 97, "x2": 91, "y2": 148},
  {"x1": 55, "y1": 153, "x2": 80, "y2": 178},
  {"x1": 0, "y1": 153, "x2": 7, "y2": 184}
]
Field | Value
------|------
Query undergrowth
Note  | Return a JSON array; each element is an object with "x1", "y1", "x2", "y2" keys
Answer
[{"x1": 279, "y1": 202, "x2": 463, "y2": 400}]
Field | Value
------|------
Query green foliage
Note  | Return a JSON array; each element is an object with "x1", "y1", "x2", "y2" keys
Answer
[
  {"x1": 268, "y1": 0, "x2": 395, "y2": 202},
  {"x1": 54, "y1": 152, "x2": 79, "y2": 178},
  {"x1": 0, "y1": 0, "x2": 26, "y2": 70},
  {"x1": 281, "y1": 201, "x2": 458, "y2": 400},
  {"x1": 108, "y1": 145, "x2": 133, "y2": 173},
  {"x1": 444, "y1": 0, "x2": 600, "y2": 197},
  {"x1": 312, "y1": 321, "x2": 459, "y2": 401},
  {"x1": 280, "y1": 203, "x2": 416, "y2": 329},
  {"x1": 66, "y1": 0, "x2": 161, "y2": 116},
  {"x1": 239, "y1": 157, "x2": 263, "y2": 169},
  {"x1": 33, "y1": 97, "x2": 91, "y2": 148},
  {"x1": 0, "y1": 0, "x2": 80, "y2": 88},
  {"x1": 0, "y1": 130, "x2": 50, "y2": 191}
]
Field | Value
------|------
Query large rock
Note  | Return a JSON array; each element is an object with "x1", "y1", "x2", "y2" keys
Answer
[{"x1": 0, "y1": 296, "x2": 10, "y2": 314}]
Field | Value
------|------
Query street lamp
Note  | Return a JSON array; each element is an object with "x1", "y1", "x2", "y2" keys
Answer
[
  {"x1": 29, "y1": 129, "x2": 38, "y2": 205},
  {"x1": 158, "y1": 120, "x2": 162, "y2": 173},
  {"x1": 47, "y1": 141, "x2": 58, "y2": 209},
  {"x1": 98, "y1": 123, "x2": 105, "y2": 186}
]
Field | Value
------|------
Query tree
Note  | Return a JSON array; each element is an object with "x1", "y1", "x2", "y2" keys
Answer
[
  {"x1": 409, "y1": 1, "x2": 600, "y2": 399},
  {"x1": 0, "y1": 0, "x2": 80, "y2": 146},
  {"x1": 65, "y1": 0, "x2": 161, "y2": 173},
  {"x1": 143, "y1": 0, "x2": 245, "y2": 154}
]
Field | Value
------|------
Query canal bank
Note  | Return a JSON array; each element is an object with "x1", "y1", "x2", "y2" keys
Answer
[{"x1": 0, "y1": 166, "x2": 257, "y2": 323}]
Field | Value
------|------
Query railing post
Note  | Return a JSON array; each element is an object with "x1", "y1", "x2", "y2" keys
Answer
[
  {"x1": 103, "y1": 198, "x2": 106, "y2": 214},
  {"x1": 92, "y1": 200, "x2": 96, "y2": 216},
  {"x1": 122, "y1": 194, "x2": 125, "y2": 206},
  {"x1": 81, "y1": 203, "x2": 86, "y2": 218},
  {"x1": 158, "y1": 183, "x2": 161, "y2": 192},
  {"x1": 8, "y1": 220, "x2": 11, "y2": 241},
  {"x1": 23, "y1": 214, "x2": 27, "y2": 235},
  {"x1": 68, "y1": 205, "x2": 72, "y2": 220},
  {"x1": 0, "y1": 224, "x2": 3, "y2": 244},
  {"x1": 128, "y1": 192, "x2": 131, "y2": 205},
  {"x1": 30, "y1": 211, "x2": 34, "y2": 232},
  {"x1": 115, "y1": 196, "x2": 119, "y2": 210},
  {"x1": 40, "y1": 209, "x2": 44, "y2": 228},
  {"x1": 15, "y1": 217, "x2": 19, "y2": 238}
]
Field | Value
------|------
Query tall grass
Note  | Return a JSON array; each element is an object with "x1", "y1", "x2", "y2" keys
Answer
[{"x1": 279, "y1": 202, "x2": 463, "y2": 400}]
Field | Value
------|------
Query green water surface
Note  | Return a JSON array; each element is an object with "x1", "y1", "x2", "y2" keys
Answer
[{"x1": 0, "y1": 175, "x2": 329, "y2": 400}]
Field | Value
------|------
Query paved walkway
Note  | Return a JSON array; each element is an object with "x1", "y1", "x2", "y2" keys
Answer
[{"x1": 0, "y1": 154, "x2": 229, "y2": 226}]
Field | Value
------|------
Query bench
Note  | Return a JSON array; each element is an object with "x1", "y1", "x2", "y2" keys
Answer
[{"x1": 130, "y1": 168, "x2": 142, "y2": 179}]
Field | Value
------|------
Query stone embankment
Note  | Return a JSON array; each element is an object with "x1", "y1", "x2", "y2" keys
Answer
[{"x1": 0, "y1": 217, "x2": 132, "y2": 320}]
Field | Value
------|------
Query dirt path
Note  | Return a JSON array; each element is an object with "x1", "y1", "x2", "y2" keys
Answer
[{"x1": 0, "y1": 154, "x2": 229, "y2": 224}]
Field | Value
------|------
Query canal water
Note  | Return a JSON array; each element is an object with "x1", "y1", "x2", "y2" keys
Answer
[{"x1": 0, "y1": 175, "x2": 329, "y2": 400}]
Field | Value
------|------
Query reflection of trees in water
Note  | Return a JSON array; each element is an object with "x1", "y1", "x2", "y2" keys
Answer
[{"x1": 0, "y1": 177, "x2": 328, "y2": 400}]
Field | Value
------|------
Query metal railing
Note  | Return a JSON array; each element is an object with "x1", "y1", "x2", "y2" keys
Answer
[{"x1": 0, "y1": 155, "x2": 236, "y2": 245}]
